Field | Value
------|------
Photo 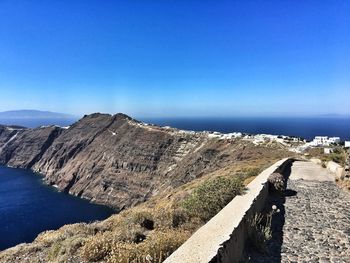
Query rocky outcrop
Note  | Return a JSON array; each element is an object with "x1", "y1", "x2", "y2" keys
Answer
[
  {"x1": 0, "y1": 113, "x2": 288, "y2": 210},
  {"x1": 0, "y1": 125, "x2": 62, "y2": 168}
]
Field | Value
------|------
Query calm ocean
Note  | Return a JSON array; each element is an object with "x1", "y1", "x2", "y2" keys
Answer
[
  {"x1": 0, "y1": 167, "x2": 114, "y2": 250},
  {"x1": 0, "y1": 117, "x2": 350, "y2": 140},
  {"x1": 1, "y1": 116, "x2": 349, "y2": 140},
  {"x1": 141, "y1": 117, "x2": 350, "y2": 141}
]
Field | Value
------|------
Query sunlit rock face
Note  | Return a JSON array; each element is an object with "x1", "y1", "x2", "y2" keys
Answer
[{"x1": 0, "y1": 113, "x2": 286, "y2": 210}]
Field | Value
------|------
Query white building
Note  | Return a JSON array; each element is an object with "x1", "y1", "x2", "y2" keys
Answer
[
  {"x1": 345, "y1": 141, "x2": 350, "y2": 148},
  {"x1": 311, "y1": 136, "x2": 341, "y2": 146},
  {"x1": 328, "y1": 137, "x2": 341, "y2": 144}
]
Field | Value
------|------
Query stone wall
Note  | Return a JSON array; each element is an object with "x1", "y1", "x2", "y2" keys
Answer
[{"x1": 164, "y1": 158, "x2": 292, "y2": 263}]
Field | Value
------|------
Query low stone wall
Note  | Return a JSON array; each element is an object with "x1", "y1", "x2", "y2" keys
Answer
[
  {"x1": 327, "y1": 161, "x2": 345, "y2": 179},
  {"x1": 164, "y1": 158, "x2": 292, "y2": 263}
]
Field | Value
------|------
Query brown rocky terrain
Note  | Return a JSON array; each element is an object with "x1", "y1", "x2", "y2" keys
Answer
[
  {"x1": 0, "y1": 113, "x2": 290, "y2": 211},
  {"x1": 0, "y1": 113, "x2": 294, "y2": 262}
]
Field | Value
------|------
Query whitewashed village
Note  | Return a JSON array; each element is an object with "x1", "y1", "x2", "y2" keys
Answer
[{"x1": 203, "y1": 129, "x2": 350, "y2": 188}]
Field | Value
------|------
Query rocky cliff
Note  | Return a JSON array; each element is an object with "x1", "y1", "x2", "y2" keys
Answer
[{"x1": 0, "y1": 113, "x2": 287, "y2": 210}]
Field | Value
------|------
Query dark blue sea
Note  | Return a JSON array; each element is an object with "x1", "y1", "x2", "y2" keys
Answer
[
  {"x1": 141, "y1": 117, "x2": 350, "y2": 141},
  {"x1": 0, "y1": 166, "x2": 114, "y2": 250},
  {"x1": 1, "y1": 116, "x2": 349, "y2": 141}
]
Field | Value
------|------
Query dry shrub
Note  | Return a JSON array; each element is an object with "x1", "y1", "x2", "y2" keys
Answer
[
  {"x1": 323, "y1": 151, "x2": 347, "y2": 165},
  {"x1": 126, "y1": 208, "x2": 154, "y2": 226},
  {"x1": 80, "y1": 222, "x2": 148, "y2": 262},
  {"x1": 171, "y1": 207, "x2": 189, "y2": 228},
  {"x1": 106, "y1": 229, "x2": 191, "y2": 263},
  {"x1": 139, "y1": 229, "x2": 190, "y2": 261},
  {"x1": 35, "y1": 230, "x2": 65, "y2": 246},
  {"x1": 47, "y1": 235, "x2": 86, "y2": 263},
  {"x1": 151, "y1": 202, "x2": 189, "y2": 229},
  {"x1": 153, "y1": 204, "x2": 174, "y2": 229},
  {"x1": 80, "y1": 232, "x2": 114, "y2": 261},
  {"x1": 248, "y1": 213, "x2": 273, "y2": 253},
  {"x1": 36, "y1": 223, "x2": 93, "y2": 246}
]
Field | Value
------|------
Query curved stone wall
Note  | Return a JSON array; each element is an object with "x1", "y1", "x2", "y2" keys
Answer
[{"x1": 164, "y1": 158, "x2": 292, "y2": 263}]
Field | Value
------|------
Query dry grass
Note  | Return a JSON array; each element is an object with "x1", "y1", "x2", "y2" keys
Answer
[
  {"x1": 79, "y1": 204, "x2": 192, "y2": 263},
  {"x1": 248, "y1": 212, "x2": 274, "y2": 253},
  {"x1": 337, "y1": 179, "x2": 350, "y2": 191},
  {"x1": 0, "y1": 140, "x2": 291, "y2": 263},
  {"x1": 106, "y1": 229, "x2": 191, "y2": 263},
  {"x1": 78, "y1": 170, "x2": 248, "y2": 262},
  {"x1": 306, "y1": 147, "x2": 347, "y2": 166}
]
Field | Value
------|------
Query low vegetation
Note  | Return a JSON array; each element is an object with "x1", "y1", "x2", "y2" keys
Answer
[
  {"x1": 0, "y1": 141, "x2": 290, "y2": 263},
  {"x1": 248, "y1": 208, "x2": 277, "y2": 253},
  {"x1": 323, "y1": 150, "x2": 347, "y2": 165},
  {"x1": 306, "y1": 147, "x2": 347, "y2": 166},
  {"x1": 337, "y1": 179, "x2": 350, "y2": 191},
  {"x1": 182, "y1": 176, "x2": 245, "y2": 222},
  {"x1": 79, "y1": 173, "x2": 246, "y2": 263}
]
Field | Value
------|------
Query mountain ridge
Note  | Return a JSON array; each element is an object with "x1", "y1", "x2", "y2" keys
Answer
[{"x1": 0, "y1": 112, "x2": 289, "y2": 210}]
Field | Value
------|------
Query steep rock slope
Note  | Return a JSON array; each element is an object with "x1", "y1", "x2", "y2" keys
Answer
[
  {"x1": 0, "y1": 113, "x2": 288, "y2": 210},
  {"x1": 0, "y1": 125, "x2": 62, "y2": 168}
]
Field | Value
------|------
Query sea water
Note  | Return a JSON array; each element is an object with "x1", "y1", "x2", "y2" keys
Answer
[
  {"x1": 141, "y1": 117, "x2": 350, "y2": 140},
  {"x1": 0, "y1": 166, "x2": 114, "y2": 250}
]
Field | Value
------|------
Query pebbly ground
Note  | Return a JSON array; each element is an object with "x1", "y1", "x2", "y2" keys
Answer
[{"x1": 247, "y1": 161, "x2": 350, "y2": 263}]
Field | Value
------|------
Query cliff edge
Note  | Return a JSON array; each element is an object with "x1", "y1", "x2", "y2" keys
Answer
[{"x1": 0, "y1": 113, "x2": 287, "y2": 210}]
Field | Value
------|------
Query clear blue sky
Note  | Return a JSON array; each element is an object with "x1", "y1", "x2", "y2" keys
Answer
[{"x1": 0, "y1": 0, "x2": 349, "y2": 117}]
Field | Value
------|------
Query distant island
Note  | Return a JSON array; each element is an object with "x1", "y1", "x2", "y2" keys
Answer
[
  {"x1": 0, "y1": 109, "x2": 76, "y2": 119},
  {"x1": 0, "y1": 110, "x2": 79, "y2": 128}
]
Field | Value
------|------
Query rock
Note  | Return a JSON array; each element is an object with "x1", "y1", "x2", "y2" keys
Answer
[
  {"x1": 0, "y1": 113, "x2": 288, "y2": 210},
  {"x1": 0, "y1": 125, "x2": 62, "y2": 168},
  {"x1": 268, "y1": 172, "x2": 285, "y2": 192}
]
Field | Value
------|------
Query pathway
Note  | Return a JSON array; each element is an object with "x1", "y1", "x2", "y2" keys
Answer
[{"x1": 248, "y1": 160, "x2": 350, "y2": 263}]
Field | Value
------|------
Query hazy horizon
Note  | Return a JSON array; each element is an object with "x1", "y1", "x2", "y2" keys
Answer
[
  {"x1": 1, "y1": 109, "x2": 350, "y2": 120},
  {"x1": 1, "y1": 109, "x2": 350, "y2": 141}
]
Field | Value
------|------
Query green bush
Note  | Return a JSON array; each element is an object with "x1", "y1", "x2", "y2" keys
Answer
[{"x1": 182, "y1": 176, "x2": 245, "y2": 222}]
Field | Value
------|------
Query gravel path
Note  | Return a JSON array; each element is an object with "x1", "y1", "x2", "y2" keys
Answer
[{"x1": 248, "y1": 161, "x2": 350, "y2": 263}]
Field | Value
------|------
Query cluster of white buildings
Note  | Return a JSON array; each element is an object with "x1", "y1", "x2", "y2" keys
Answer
[
  {"x1": 309, "y1": 136, "x2": 341, "y2": 146},
  {"x1": 206, "y1": 131, "x2": 304, "y2": 146},
  {"x1": 205, "y1": 131, "x2": 350, "y2": 153},
  {"x1": 204, "y1": 131, "x2": 349, "y2": 151},
  {"x1": 165, "y1": 125, "x2": 349, "y2": 150},
  {"x1": 207, "y1": 131, "x2": 243, "y2": 139}
]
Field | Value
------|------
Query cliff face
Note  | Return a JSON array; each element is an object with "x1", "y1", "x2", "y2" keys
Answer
[
  {"x1": 0, "y1": 125, "x2": 62, "y2": 168},
  {"x1": 0, "y1": 113, "x2": 287, "y2": 210}
]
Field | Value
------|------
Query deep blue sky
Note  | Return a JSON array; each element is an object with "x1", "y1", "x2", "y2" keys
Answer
[{"x1": 0, "y1": 0, "x2": 349, "y2": 117}]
